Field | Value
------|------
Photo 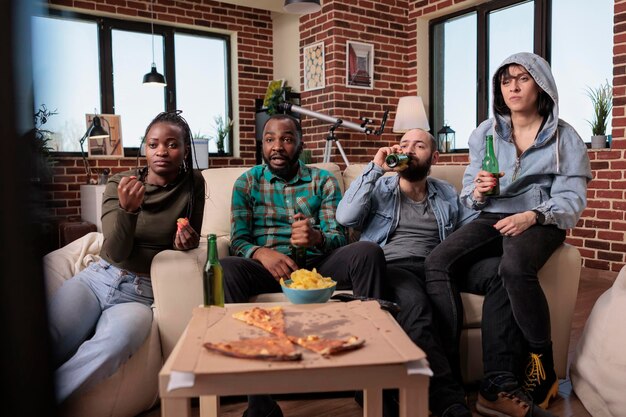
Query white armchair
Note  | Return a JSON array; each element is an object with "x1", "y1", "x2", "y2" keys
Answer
[{"x1": 43, "y1": 232, "x2": 161, "y2": 417}]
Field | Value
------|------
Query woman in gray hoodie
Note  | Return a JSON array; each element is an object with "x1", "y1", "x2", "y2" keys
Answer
[{"x1": 425, "y1": 52, "x2": 592, "y2": 417}]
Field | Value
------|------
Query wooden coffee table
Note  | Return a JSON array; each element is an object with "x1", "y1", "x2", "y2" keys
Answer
[{"x1": 159, "y1": 301, "x2": 430, "y2": 417}]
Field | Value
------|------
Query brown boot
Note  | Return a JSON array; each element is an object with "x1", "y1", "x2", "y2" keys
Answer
[
  {"x1": 476, "y1": 373, "x2": 555, "y2": 417},
  {"x1": 523, "y1": 347, "x2": 558, "y2": 409}
]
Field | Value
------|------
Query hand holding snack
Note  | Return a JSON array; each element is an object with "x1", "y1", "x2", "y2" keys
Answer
[
  {"x1": 117, "y1": 175, "x2": 145, "y2": 213},
  {"x1": 174, "y1": 217, "x2": 199, "y2": 250}
]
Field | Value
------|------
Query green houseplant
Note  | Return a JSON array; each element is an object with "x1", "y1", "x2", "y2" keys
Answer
[
  {"x1": 211, "y1": 115, "x2": 233, "y2": 154},
  {"x1": 32, "y1": 104, "x2": 57, "y2": 181},
  {"x1": 586, "y1": 81, "x2": 613, "y2": 148}
]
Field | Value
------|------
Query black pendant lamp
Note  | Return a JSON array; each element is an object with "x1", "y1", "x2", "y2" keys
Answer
[
  {"x1": 143, "y1": 0, "x2": 166, "y2": 86},
  {"x1": 283, "y1": 0, "x2": 321, "y2": 14}
]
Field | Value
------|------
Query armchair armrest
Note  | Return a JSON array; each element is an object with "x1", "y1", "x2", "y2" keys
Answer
[
  {"x1": 151, "y1": 248, "x2": 204, "y2": 360},
  {"x1": 151, "y1": 236, "x2": 231, "y2": 360}
]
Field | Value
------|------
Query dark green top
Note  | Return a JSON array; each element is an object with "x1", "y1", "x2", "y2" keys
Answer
[{"x1": 100, "y1": 169, "x2": 205, "y2": 275}]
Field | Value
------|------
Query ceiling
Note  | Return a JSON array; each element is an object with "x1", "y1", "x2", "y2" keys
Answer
[{"x1": 216, "y1": 0, "x2": 289, "y2": 13}]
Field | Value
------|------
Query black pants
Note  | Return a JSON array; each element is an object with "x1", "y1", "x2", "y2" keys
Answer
[
  {"x1": 384, "y1": 256, "x2": 520, "y2": 415},
  {"x1": 223, "y1": 240, "x2": 386, "y2": 303},
  {"x1": 425, "y1": 212, "x2": 565, "y2": 373}
]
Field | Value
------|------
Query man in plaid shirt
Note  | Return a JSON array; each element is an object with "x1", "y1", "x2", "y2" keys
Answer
[{"x1": 222, "y1": 114, "x2": 386, "y2": 417}]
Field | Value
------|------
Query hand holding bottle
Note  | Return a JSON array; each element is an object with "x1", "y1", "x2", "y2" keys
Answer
[
  {"x1": 373, "y1": 144, "x2": 404, "y2": 172},
  {"x1": 473, "y1": 170, "x2": 505, "y2": 201},
  {"x1": 290, "y1": 213, "x2": 322, "y2": 248}
]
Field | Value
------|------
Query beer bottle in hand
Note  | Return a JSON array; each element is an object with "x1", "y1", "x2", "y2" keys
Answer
[
  {"x1": 385, "y1": 153, "x2": 409, "y2": 170},
  {"x1": 203, "y1": 234, "x2": 224, "y2": 307},
  {"x1": 290, "y1": 210, "x2": 307, "y2": 269},
  {"x1": 482, "y1": 135, "x2": 500, "y2": 196}
]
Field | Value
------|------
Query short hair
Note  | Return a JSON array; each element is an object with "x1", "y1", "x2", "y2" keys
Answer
[
  {"x1": 263, "y1": 114, "x2": 302, "y2": 143},
  {"x1": 493, "y1": 64, "x2": 554, "y2": 118}
]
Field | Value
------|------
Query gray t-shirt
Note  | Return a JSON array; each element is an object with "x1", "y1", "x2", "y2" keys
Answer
[{"x1": 383, "y1": 191, "x2": 440, "y2": 262}]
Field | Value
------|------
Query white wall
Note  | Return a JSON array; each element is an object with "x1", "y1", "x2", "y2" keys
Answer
[{"x1": 272, "y1": 12, "x2": 301, "y2": 92}]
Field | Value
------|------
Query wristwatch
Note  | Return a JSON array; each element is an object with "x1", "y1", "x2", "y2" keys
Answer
[{"x1": 532, "y1": 209, "x2": 546, "y2": 225}]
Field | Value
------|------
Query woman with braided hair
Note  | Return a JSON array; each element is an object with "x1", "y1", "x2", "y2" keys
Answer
[{"x1": 48, "y1": 111, "x2": 205, "y2": 403}]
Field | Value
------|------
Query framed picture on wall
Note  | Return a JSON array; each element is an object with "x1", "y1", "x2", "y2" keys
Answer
[
  {"x1": 346, "y1": 40, "x2": 374, "y2": 90},
  {"x1": 85, "y1": 114, "x2": 124, "y2": 158},
  {"x1": 304, "y1": 41, "x2": 325, "y2": 91}
]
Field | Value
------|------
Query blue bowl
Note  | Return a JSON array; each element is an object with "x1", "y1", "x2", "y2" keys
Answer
[{"x1": 280, "y1": 279, "x2": 337, "y2": 304}]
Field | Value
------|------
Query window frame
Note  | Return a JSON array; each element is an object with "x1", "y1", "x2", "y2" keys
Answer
[
  {"x1": 41, "y1": 8, "x2": 233, "y2": 157},
  {"x1": 429, "y1": 0, "x2": 551, "y2": 152}
]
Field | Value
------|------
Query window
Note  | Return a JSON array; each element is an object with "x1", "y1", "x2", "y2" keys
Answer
[
  {"x1": 31, "y1": 10, "x2": 232, "y2": 155},
  {"x1": 430, "y1": 0, "x2": 613, "y2": 150}
]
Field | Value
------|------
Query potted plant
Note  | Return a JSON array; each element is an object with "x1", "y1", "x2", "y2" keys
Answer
[
  {"x1": 586, "y1": 81, "x2": 613, "y2": 149},
  {"x1": 32, "y1": 104, "x2": 57, "y2": 182},
  {"x1": 211, "y1": 115, "x2": 233, "y2": 155}
]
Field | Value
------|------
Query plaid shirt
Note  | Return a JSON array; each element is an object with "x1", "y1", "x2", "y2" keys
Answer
[{"x1": 230, "y1": 161, "x2": 347, "y2": 258}]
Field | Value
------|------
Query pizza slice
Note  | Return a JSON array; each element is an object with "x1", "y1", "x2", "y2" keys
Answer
[
  {"x1": 232, "y1": 306, "x2": 286, "y2": 337},
  {"x1": 203, "y1": 336, "x2": 301, "y2": 361},
  {"x1": 288, "y1": 334, "x2": 365, "y2": 356}
]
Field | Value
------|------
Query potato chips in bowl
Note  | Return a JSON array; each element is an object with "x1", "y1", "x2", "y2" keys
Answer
[{"x1": 280, "y1": 268, "x2": 337, "y2": 304}]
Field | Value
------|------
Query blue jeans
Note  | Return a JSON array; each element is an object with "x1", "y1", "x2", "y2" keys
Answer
[
  {"x1": 47, "y1": 259, "x2": 154, "y2": 403},
  {"x1": 424, "y1": 212, "x2": 566, "y2": 374}
]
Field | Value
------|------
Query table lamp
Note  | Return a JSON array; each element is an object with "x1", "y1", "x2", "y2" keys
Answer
[{"x1": 392, "y1": 96, "x2": 430, "y2": 133}]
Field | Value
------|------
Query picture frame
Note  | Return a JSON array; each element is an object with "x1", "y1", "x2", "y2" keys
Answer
[
  {"x1": 346, "y1": 40, "x2": 374, "y2": 90},
  {"x1": 303, "y1": 41, "x2": 325, "y2": 91},
  {"x1": 85, "y1": 114, "x2": 124, "y2": 158}
]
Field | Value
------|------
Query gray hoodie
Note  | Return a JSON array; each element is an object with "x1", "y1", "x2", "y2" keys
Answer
[{"x1": 460, "y1": 52, "x2": 592, "y2": 229}]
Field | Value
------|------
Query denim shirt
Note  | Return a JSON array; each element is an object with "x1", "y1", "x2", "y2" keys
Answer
[
  {"x1": 336, "y1": 162, "x2": 478, "y2": 246},
  {"x1": 460, "y1": 52, "x2": 592, "y2": 229}
]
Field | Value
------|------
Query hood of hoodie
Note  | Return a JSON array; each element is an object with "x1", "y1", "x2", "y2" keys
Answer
[{"x1": 492, "y1": 52, "x2": 558, "y2": 147}]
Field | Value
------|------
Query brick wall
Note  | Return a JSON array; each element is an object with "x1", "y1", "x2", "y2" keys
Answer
[
  {"x1": 45, "y1": 0, "x2": 273, "y2": 218},
  {"x1": 298, "y1": 0, "x2": 411, "y2": 164},
  {"x1": 44, "y1": 0, "x2": 626, "y2": 271}
]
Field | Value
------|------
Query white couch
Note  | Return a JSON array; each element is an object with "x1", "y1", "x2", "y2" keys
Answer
[{"x1": 151, "y1": 162, "x2": 582, "y2": 383}]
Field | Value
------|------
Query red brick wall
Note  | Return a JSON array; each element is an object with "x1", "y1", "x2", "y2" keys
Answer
[
  {"x1": 298, "y1": 0, "x2": 411, "y2": 164},
  {"x1": 44, "y1": 0, "x2": 626, "y2": 271},
  {"x1": 45, "y1": 0, "x2": 273, "y2": 217}
]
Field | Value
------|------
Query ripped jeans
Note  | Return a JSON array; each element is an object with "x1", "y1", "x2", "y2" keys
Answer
[{"x1": 47, "y1": 259, "x2": 154, "y2": 403}]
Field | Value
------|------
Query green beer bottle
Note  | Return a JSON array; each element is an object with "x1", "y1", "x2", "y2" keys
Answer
[
  {"x1": 290, "y1": 209, "x2": 307, "y2": 269},
  {"x1": 385, "y1": 153, "x2": 410, "y2": 169},
  {"x1": 203, "y1": 234, "x2": 224, "y2": 307},
  {"x1": 482, "y1": 135, "x2": 500, "y2": 196}
]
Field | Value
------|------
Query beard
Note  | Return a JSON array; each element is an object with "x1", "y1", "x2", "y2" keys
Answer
[
  {"x1": 262, "y1": 146, "x2": 303, "y2": 179},
  {"x1": 398, "y1": 154, "x2": 433, "y2": 182}
]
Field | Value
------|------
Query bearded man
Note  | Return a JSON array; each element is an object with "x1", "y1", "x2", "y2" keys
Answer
[
  {"x1": 222, "y1": 114, "x2": 386, "y2": 417},
  {"x1": 337, "y1": 129, "x2": 518, "y2": 417}
]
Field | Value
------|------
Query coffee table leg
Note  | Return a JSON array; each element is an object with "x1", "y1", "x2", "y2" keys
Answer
[
  {"x1": 399, "y1": 384, "x2": 428, "y2": 417},
  {"x1": 200, "y1": 395, "x2": 220, "y2": 417},
  {"x1": 363, "y1": 388, "x2": 383, "y2": 417},
  {"x1": 161, "y1": 398, "x2": 191, "y2": 417}
]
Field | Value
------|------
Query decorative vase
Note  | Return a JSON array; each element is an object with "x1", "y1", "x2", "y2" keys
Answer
[{"x1": 591, "y1": 135, "x2": 607, "y2": 149}]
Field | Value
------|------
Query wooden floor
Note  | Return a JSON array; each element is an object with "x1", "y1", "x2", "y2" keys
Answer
[{"x1": 139, "y1": 267, "x2": 616, "y2": 417}]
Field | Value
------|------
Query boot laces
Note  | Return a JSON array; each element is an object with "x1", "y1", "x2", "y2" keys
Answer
[{"x1": 524, "y1": 353, "x2": 546, "y2": 391}]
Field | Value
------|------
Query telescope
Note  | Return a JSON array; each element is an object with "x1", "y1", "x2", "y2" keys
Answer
[{"x1": 278, "y1": 102, "x2": 388, "y2": 165}]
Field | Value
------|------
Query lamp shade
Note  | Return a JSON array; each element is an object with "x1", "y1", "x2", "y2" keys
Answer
[
  {"x1": 392, "y1": 96, "x2": 430, "y2": 133},
  {"x1": 89, "y1": 115, "x2": 109, "y2": 137},
  {"x1": 283, "y1": 0, "x2": 321, "y2": 14},
  {"x1": 143, "y1": 64, "x2": 167, "y2": 86}
]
